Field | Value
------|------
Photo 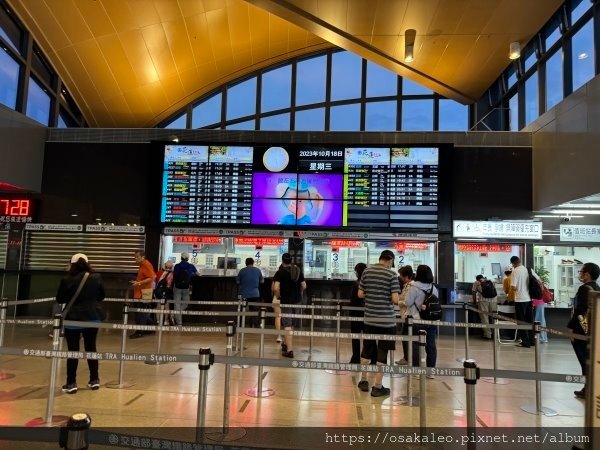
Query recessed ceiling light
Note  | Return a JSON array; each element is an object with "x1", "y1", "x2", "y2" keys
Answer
[{"x1": 71, "y1": 214, "x2": 78, "y2": 217}]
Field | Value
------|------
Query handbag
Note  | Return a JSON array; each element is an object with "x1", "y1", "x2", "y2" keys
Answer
[
  {"x1": 541, "y1": 284, "x2": 553, "y2": 303},
  {"x1": 61, "y1": 272, "x2": 90, "y2": 318},
  {"x1": 577, "y1": 313, "x2": 589, "y2": 335},
  {"x1": 141, "y1": 288, "x2": 153, "y2": 300}
]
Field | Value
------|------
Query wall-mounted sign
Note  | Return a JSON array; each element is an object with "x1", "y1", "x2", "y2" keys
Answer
[
  {"x1": 394, "y1": 242, "x2": 430, "y2": 251},
  {"x1": 560, "y1": 224, "x2": 600, "y2": 242},
  {"x1": 456, "y1": 243, "x2": 513, "y2": 252},
  {"x1": 234, "y1": 237, "x2": 285, "y2": 246},
  {"x1": 173, "y1": 236, "x2": 222, "y2": 244},
  {"x1": 329, "y1": 240, "x2": 362, "y2": 248},
  {"x1": 0, "y1": 198, "x2": 34, "y2": 223},
  {"x1": 86, "y1": 225, "x2": 145, "y2": 233},
  {"x1": 25, "y1": 223, "x2": 83, "y2": 232},
  {"x1": 453, "y1": 220, "x2": 542, "y2": 240}
]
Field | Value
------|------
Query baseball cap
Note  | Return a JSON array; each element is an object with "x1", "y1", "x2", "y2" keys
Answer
[
  {"x1": 70, "y1": 253, "x2": 88, "y2": 263},
  {"x1": 181, "y1": 252, "x2": 189, "y2": 260},
  {"x1": 282, "y1": 253, "x2": 293, "y2": 264},
  {"x1": 504, "y1": 265, "x2": 513, "y2": 273}
]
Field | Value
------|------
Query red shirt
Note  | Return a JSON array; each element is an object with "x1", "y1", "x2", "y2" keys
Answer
[{"x1": 134, "y1": 259, "x2": 155, "y2": 299}]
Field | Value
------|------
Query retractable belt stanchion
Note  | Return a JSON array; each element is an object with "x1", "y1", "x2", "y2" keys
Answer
[
  {"x1": 233, "y1": 300, "x2": 250, "y2": 369},
  {"x1": 463, "y1": 359, "x2": 480, "y2": 450},
  {"x1": 418, "y1": 330, "x2": 427, "y2": 434},
  {"x1": 395, "y1": 316, "x2": 418, "y2": 406},
  {"x1": 106, "y1": 304, "x2": 134, "y2": 389},
  {"x1": 301, "y1": 298, "x2": 320, "y2": 355},
  {"x1": 195, "y1": 347, "x2": 214, "y2": 443},
  {"x1": 234, "y1": 296, "x2": 242, "y2": 352},
  {"x1": 145, "y1": 298, "x2": 168, "y2": 366},
  {"x1": 206, "y1": 321, "x2": 246, "y2": 442},
  {"x1": 481, "y1": 310, "x2": 509, "y2": 385},
  {"x1": 0, "y1": 298, "x2": 15, "y2": 381},
  {"x1": 457, "y1": 303, "x2": 470, "y2": 363},
  {"x1": 521, "y1": 321, "x2": 558, "y2": 416},
  {"x1": 245, "y1": 308, "x2": 274, "y2": 397},
  {"x1": 59, "y1": 413, "x2": 91, "y2": 450},
  {"x1": 27, "y1": 314, "x2": 69, "y2": 426},
  {"x1": 326, "y1": 302, "x2": 348, "y2": 375}
]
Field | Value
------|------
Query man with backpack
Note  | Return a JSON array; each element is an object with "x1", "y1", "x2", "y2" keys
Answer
[
  {"x1": 272, "y1": 253, "x2": 306, "y2": 358},
  {"x1": 172, "y1": 252, "x2": 198, "y2": 326},
  {"x1": 473, "y1": 275, "x2": 498, "y2": 340},
  {"x1": 510, "y1": 255, "x2": 533, "y2": 348}
]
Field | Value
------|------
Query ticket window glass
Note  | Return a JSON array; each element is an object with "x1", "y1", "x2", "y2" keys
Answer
[
  {"x1": 303, "y1": 239, "x2": 435, "y2": 280},
  {"x1": 454, "y1": 243, "x2": 523, "y2": 303},
  {"x1": 161, "y1": 235, "x2": 229, "y2": 275},
  {"x1": 534, "y1": 245, "x2": 600, "y2": 308},
  {"x1": 232, "y1": 237, "x2": 288, "y2": 278}
]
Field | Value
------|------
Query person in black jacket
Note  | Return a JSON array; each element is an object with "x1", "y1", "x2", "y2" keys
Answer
[
  {"x1": 56, "y1": 253, "x2": 106, "y2": 394},
  {"x1": 567, "y1": 262, "x2": 600, "y2": 399}
]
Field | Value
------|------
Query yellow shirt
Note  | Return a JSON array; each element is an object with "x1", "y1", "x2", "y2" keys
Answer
[{"x1": 503, "y1": 276, "x2": 515, "y2": 302}]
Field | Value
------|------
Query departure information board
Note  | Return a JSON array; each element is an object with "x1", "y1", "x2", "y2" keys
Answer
[{"x1": 161, "y1": 145, "x2": 439, "y2": 229}]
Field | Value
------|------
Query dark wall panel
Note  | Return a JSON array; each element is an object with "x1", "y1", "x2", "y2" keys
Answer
[{"x1": 452, "y1": 147, "x2": 532, "y2": 219}]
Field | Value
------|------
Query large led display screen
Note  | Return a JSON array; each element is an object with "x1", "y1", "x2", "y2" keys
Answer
[{"x1": 161, "y1": 144, "x2": 438, "y2": 229}]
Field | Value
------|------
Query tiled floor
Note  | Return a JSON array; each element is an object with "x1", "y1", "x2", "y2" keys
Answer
[{"x1": 0, "y1": 322, "x2": 587, "y2": 447}]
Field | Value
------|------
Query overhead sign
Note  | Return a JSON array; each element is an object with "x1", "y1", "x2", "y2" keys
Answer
[
  {"x1": 456, "y1": 243, "x2": 513, "y2": 252},
  {"x1": 173, "y1": 236, "x2": 222, "y2": 244},
  {"x1": 453, "y1": 220, "x2": 542, "y2": 240},
  {"x1": 86, "y1": 225, "x2": 145, "y2": 233},
  {"x1": 394, "y1": 242, "x2": 431, "y2": 251},
  {"x1": 560, "y1": 224, "x2": 600, "y2": 242},
  {"x1": 234, "y1": 237, "x2": 285, "y2": 246},
  {"x1": 25, "y1": 223, "x2": 83, "y2": 232}
]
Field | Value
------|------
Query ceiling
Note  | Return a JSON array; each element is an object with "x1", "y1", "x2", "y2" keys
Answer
[{"x1": 9, "y1": 0, "x2": 563, "y2": 128}]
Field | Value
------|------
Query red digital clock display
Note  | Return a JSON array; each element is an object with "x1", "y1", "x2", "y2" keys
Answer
[{"x1": 0, "y1": 198, "x2": 34, "y2": 223}]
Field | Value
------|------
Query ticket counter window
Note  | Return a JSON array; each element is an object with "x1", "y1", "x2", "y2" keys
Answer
[
  {"x1": 303, "y1": 239, "x2": 435, "y2": 280},
  {"x1": 232, "y1": 237, "x2": 288, "y2": 277},
  {"x1": 454, "y1": 243, "x2": 523, "y2": 304},
  {"x1": 534, "y1": 245, "x2": 600, "y2": 308}
]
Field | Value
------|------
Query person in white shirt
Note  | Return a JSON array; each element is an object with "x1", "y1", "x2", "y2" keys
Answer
[{"x1": 510, "y1": 255, "x2": 533, "y2": 348}]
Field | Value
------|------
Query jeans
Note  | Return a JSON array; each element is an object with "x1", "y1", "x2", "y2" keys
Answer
[
  {"x1": 411, "y1": 324, "x2": 437, "y2": 367},
  {"x1": 173, "y1": 287, "x2": 190, "y2": 326},
  {"x1": 533, "y1": 303, "x2": 548, "y2": 342},
  {"x1": 514, "y1": 301, "x2": 533, "y2": 347},
  {"x1": 64, "y1": 327, "x2": 99, "y2": 384},
  {"x1": 134, "y1": 302, "x2": 153, "y2": 326}
]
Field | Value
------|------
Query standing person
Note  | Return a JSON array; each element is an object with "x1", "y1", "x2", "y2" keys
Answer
[
  {"x1": 236, "y1": 257, "x2": 264, "y2": 327},
  {"x1": 567, "y1": 262, "x2": 600, "y2": 399},
  {"x1": 56, "y1": 253, "x2": 105, "y2": 393},
  {"x1": 129, "y1": 251, "x2": 156, "y2": 339},
  {"x1": 155, "y1": 260, "x2": 174, "y2": 325},
  {"x1": 530, "y1": 270, "x2": 548, "y2": 343},
  {"x1": 356, "y1": 250, "x2": 400, "y2": 397},
  {"x1": 272, "y1": 253, "x2": 306, "y2": 358},
  {"x1": 395, "y1": 265, "x2": 414, "y2": 365},
  {"x1": 172, "y1": 252, "x2": 198, "y2": 326},
  {"x1": 404, "y1": 264, "x2": 438, "y2": 376},
  {"x1": 349, "y1": 262, "x2": 372, "y2": 364},
  {"x1": 473, "y1": 275, "x2": 498, "y2": 340},
  {"x1": 502, "y1": 265, "x2": 515, "y2": 303},
  {"x1": 510, "y1": 255, "x2": 533, "y2": 348}
]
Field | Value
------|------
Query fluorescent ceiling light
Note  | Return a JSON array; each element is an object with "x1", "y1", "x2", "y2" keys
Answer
[
  {"x1": 552, "y1": 209, "x2": 600, "y2": 215},
  {"x1": 558, "y1": 203, "x2": 600, "y2": 208},
  {"x1": 534, "y1": 214, "x2": 584, "y2": 218}
]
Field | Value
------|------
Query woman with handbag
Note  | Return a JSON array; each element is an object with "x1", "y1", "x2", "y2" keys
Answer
[
  {"x1": 567, "y1": 262, "x2": 600, "y2": 399},
  {"x1": 55, "y1": 253, "x2": 106, "y2": 394}
]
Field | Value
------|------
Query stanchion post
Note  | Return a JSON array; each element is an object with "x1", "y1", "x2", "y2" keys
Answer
[
  {"x1": 464, "y1": 303, "x2": 470, "y2": 360},
  {"x1": 407, "y1": 316, "x2": 414, "y2": 399},
  {"x1": 418, "y1": 330, "x2": 427, "y2": 434},
  {"x1": 335, "y1": 302, "x2": 341, "y2": 363},
  {"x1": 257, "y1": 308, "x2": 266, "y2": 395},
  {"x1": 223, "y1": 321, "x2": 235, "y2": 433},
  {"x1": 196, "y1": 347, "x2": 213, "y2": 443},
  {"x1": 106, "y1": 304, "x2": 133, "y2": 388},
  {"x1": 464, "y1": 359, "x2": 479, "y2": 450},
  {"x1": 240, "y1": 300, "x2": 247, "y2": 357},
  {"x1": 309, "y1": 297, "x2": 315, "y2": 354},
  {"x1": 45, "y1": 314, "x2": 63, "y2": 424},
  {"x1": 145, "y1": 297, "x2": 167, "y2": 365},
  {"x1": 59, "y1": 413, "x2": 91, "y2": 450},
  {"x1": 235, "y1": 295, "x2": 242, "y2": 352},
  {"x1": 0, "y1": 298, "x2": 7, "y2": 347}
]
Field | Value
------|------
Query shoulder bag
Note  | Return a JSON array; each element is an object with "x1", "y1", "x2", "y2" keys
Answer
[{"x1": 61, "y1": 272, "x2": 90, "y2": 319}]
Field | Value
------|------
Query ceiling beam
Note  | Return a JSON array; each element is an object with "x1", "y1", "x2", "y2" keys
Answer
[{"x1": 245, "y1": 0, "x2": 476, "y2": 104}]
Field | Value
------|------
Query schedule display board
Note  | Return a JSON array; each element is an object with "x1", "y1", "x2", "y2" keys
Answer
[{"x1": 161, "y1": 144, "x2": 438, "y2": 229}]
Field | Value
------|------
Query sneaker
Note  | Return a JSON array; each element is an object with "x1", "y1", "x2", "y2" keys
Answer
[
  {"x1": 357, "y1": 380, "x2": 369, "y2": 392},
  {"x1": 370, "y1": 386, "x2": 390, "y2": 397},
  {"x1": 129, "y1": 332, "x2": 144, "y2": 339},
  {"x1": 574, "y1": 389, "x2": 585, "y2": 399},
  {"x1": 62, "y1": 383, "x2": 77, "y2": 394},
  {"x1": 395, "y1": 358, "x2": 408, "y2": 365},
  {"x1": 515, "y1": 343, "x2": 530, "y2": 348},
  {"x1": 87, "y1": 380, "x2": 100, "y2": 390},
  {"x1": 282, "y1": 350, "x2": 294, "y2": 358},
  {"x1": 276, "y1": 335, "x2": 283, "y2": 343}
]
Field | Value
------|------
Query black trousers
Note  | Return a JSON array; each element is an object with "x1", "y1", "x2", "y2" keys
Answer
[
  {"x1": 64, "y1": 327, "x2": 99, "y2": 384},
  {"x1": 572, "y1": 338, "x2": 587, "y2": 375},
  {"x1": 412, "y1": 324, "x2": 437, "y2": 367},
  {"x1": 514, "y1": 301, "x2": 534, "y2": 347}
]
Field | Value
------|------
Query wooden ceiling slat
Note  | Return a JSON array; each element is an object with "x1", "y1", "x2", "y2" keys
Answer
[
  {"x1": 73, "y1": 0, "x2": 115, "y2": 39},
  {"x1": 141, "y1": 23, "x2": 178, "y2": 80},
  {"x1": 163, "y1": 19, "x2": 196, "y2": 73}
]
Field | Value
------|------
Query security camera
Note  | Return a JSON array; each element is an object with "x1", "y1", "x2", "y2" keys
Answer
[{"x1": 563, "y1": 217, "x2": 571, "y2": 222}]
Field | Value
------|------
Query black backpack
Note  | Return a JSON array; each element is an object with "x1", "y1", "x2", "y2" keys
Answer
[
  {"x1": 481, "y1": 280, "x2": 497, "y2": 298},
  {"x1": 419, "y1": 285, "x2": 442, "y2": 321},
  {"x1": 527, "y1": 268, "x2": 542, "y2": 299},
  {"x1": 174, "y1": 265, "x2": 191, "y2": 289}
]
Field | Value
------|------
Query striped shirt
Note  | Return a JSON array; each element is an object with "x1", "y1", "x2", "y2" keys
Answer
[{"x1": 359, "y1": 263, "x2": 400, "y2": 328}]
